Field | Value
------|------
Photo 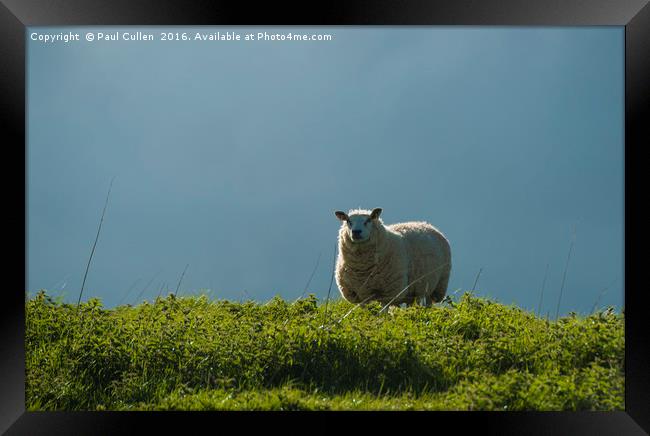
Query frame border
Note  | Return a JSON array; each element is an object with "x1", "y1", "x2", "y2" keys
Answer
[{"x1": 2, "y1": 0, "x2": 648, "y2": 434}]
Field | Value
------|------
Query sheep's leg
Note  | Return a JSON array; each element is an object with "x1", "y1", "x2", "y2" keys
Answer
[
  {"x1": 422, "y1": 282, "x2": 432, "y2": 307},
  {"x1": 432, "y1": 272, "x2": 450, "y2": 303}
]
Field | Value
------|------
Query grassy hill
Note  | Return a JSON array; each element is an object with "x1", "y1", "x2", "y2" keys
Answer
[{"x1": 25, "y1": 291, "x2": 624, "y2": 411}]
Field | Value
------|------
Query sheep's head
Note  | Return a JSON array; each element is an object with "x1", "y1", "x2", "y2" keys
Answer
[{"x1": 334, "y1": 208, "x2": 383, "y2": 243}]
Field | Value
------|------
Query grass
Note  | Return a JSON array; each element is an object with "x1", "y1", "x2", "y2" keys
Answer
[{"x1": 25, "y1": 291, "x2": 624, "y2": 411}]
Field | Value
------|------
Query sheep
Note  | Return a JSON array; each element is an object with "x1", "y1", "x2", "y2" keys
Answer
[{"x1": 334, "y1": 207, "x2": 451, "y2": 307}]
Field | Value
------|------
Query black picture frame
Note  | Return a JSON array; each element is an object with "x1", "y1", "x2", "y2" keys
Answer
[{"x1": 2, "y1": 0, "x2": 648, "y2": 434}]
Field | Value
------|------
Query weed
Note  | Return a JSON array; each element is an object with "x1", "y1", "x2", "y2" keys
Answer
[{"x1": 26, "y1": 290, "x2": 624, "y2": 411}]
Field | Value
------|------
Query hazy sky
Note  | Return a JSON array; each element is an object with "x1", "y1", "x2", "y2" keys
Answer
[{"x1": 27, "y1": 26, "x2": 624, "y2": 316}]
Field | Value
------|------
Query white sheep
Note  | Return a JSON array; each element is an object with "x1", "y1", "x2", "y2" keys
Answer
[{"x1": 334, "y1": 207, "x2": 451, "y2": 307}]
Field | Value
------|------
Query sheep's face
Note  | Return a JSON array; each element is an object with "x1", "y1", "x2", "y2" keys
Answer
[{"x1": 335, "y1": 208, "x2": 382, "y2": 243}]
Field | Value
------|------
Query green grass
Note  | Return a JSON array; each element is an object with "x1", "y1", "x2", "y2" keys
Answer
[{"x1": 25, "y1": 291, "x2": 624, "y2": 411}]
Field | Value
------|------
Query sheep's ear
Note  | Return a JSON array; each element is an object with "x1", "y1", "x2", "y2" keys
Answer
[
  {"x1": 335, "y1": 211, "x2": 349, "y2": 221},
  {"x1": 370, "y1": 208, "x2": 383, "y2": 220}
]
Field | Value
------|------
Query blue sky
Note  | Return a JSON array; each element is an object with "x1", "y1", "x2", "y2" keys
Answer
[{"x1": 27, "y1": 26, "x2": 624, "y2": 316}]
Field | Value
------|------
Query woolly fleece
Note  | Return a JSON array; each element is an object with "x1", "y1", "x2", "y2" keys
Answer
[{"x1": 335, "y1": 209, "x2": 451, "y2": 306}]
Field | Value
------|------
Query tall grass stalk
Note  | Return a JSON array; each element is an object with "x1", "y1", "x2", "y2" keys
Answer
[
  {"x1": 118, "y1": 278, "x2": 141, "y2": 306},
  {"x1": 331, "y1": 295, "x2": 374, "y2": 325},
  {"x1": 322, "y1": 260, "x2": 379, "y2": 326},
  {"x1": 175, "y1": 264, "x2": 190, "y2": 296},
  {"x1": 299, "y1": 252, "x2": 322, "y2": 300},
  {"x1": 471, "y1": 267, "x2": 483, "y2": 291},
  {"x1": 133, "y1": 270, "x2": 162, "y2": 304},
  {"x1": 555, "y1": 225, "x2": 577, "y2": 320},
  {"x1": 77, "y1": 177, "x2": 114, "y2": 307},
  {"x1": 157, "y1": 282, "x2": 166, "y2": 300},
  {"x1": 321, "y1": 243, "x2": 338, "y2": 327},
  {"x1": 590, "y1": 277, "x2": 618, "y2": 314}
]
